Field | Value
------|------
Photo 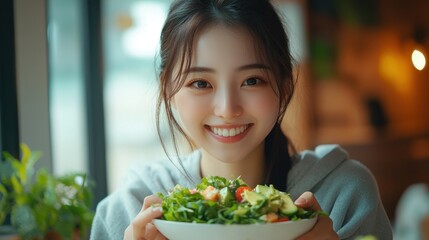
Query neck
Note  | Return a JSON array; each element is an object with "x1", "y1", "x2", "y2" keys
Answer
[{"x1": 200, "y1": 146, "x2": 265, "y2": 188}]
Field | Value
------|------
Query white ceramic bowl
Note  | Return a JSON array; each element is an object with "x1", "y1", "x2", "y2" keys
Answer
[{"x1": 153, "y1": 217, "x2": 317, "y2": 240}]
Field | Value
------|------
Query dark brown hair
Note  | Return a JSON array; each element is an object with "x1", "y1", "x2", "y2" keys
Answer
[{"x1": 156, "y1": 0, "x2": 296, "y2": 191}]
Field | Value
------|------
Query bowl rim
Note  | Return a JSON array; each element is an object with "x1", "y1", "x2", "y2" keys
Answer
[{"x1": 152, "y1": 216, "x2": 317, "y2": 226}]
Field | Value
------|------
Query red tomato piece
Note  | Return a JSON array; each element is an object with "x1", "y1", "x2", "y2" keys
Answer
[{"x1": 235, "y1": 186, "x2": 253, "y2": 202}]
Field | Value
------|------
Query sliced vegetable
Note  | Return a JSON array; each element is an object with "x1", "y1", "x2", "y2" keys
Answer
[
  {"x1": 278, "y1": 192, "x2": 298, "y2": 216},
  {"x1": 242, "y1": 190, "x2": 265, "y2": 206}
]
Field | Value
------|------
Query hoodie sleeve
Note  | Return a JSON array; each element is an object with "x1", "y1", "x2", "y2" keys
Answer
[
  {"x1": 287, "y1": 144, "x2": 393, "y2": 240},
  {"x1": 326, "y1": 158, "x2": 392, "y2": 239},
  {"x1": 89, "y1": 159, "x2": 176, "y2": 240},
  {"x1": 89, "y1": 175, "x2": 154, "y2": 240},
  {"x1": 89, "y1": 152, "x2": 202, "y2": 240}
]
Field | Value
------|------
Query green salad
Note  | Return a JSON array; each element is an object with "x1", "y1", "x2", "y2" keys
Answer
[{"x1": 158, "y1": 176, "x2": 321, "y2": 224}]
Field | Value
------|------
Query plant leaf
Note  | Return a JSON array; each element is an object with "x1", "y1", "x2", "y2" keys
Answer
[
  {"x1": 0, "y1": 184, "x2": 8, "y2": 224},
  {"x1": 10, "y1": 175, "x2": 23, "y2": 195},
  {"x1": 2, "y1": 151, "x2": 18, "y2": 162},
  {"x1": 0, "y1": 159, "x2": 13, "y2": 182},
  {"x1": 11, "y1": 204, "x2": 41, "y2": 239},
  {"x1": 1, "y1": 144, "x2": 95, "y2": 239},
  {"x1": 22, "y1": 143, "x2": 41, "y2": 182}
]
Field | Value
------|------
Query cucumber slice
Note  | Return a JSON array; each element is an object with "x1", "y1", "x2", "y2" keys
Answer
[{"x1": 279, "y1": 192, "x2": 298, "y2": 215}]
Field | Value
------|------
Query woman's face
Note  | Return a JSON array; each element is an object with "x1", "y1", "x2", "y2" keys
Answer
[{"x1": 173, "y1": 24, "x2": 280, "y2": 163}]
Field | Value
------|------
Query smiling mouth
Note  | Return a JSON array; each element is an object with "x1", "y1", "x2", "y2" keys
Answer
[{"x1": 208, "y1": 124, "x2": 251, "y2": 137}]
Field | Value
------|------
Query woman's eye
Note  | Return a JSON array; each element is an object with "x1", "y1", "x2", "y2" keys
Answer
[
  {"x1": 243, "y1": 77, "x2": 261, "y2": 86},
  {"x1": 191, "y1": 80, "x2": 212, "y2": 89}
]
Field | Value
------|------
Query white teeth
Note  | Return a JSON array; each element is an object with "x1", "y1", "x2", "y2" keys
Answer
[
  {"x1": 222, "y1": 129, "x2": 229, "y2": 136},
  {"x1": 210, "y1": 125, "x2": 248, "y2": 137}
]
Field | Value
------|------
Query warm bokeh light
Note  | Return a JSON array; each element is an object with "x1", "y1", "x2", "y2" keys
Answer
[
  {"x1": 379, "y1": 50, "x2": 413, "y2": 95},
  {"x1": 411, "y1": 49, "x2": 426, "y2": 71}
]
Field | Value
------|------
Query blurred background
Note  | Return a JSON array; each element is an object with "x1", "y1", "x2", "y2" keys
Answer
[{"x1": 1, "y1": 0, "x2": 429, "y2": 229}]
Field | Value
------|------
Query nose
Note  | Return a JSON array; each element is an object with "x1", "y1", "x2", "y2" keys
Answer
[{"x1": 213, "y1": 88, "x2": 243, "y2": 119}]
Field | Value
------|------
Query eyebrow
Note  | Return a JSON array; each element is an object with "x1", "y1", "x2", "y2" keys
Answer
[
  {"x1": 238, "y1": 63, "x2": 271, "y2": 71},
  {"x1": 184, "y1": 63, "x2": 271, "y2": 74}
]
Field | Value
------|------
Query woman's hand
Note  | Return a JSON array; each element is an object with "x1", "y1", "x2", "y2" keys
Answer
[
  {"x1": 123, "y1": 195, "x2": 167, "y2": 240},
  {"x1": 294, "y1": 191, "x2": 339, "y2": 240}
]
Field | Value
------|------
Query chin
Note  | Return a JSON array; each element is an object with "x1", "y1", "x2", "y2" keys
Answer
[{"x1": 212, "y1": 153, "x2": 248, "y2": 164}]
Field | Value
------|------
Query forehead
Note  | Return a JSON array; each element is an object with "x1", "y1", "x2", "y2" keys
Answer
[{"x1": 191, "y1": 24, "x2": 264, "y2": 67}]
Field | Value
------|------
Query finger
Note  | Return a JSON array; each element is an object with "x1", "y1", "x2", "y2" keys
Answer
[
  {"x1": 132, "y1": 205, "x2": 163, "y2": 239},
  {"x1": 154, "y1": 229, "x2": 169, "y2": 240},
  {"x1": 124, "y1": 206, "x2": 163, "y2": 239},
  {"x1": 144, "y1": 222, "x2": 158, "y2": 239},
  {"x1": 123, "y1": 225, "x2": 133, "y2": 240},
  {"x1": 145, "y1": 221, "x2": 168, "y2": 240},
  {"x1": 142, "y1": 195, "x2": 163, "y2": 211},
  {"x1": 294, "y1": 191, "x2": 322, "y2": 211},
  {"x1": 131, "y1": 195, "x2": 162, "y2": 239},
  {"x1": 132, "y1": 195, "x2": 163, "y2": 233}
]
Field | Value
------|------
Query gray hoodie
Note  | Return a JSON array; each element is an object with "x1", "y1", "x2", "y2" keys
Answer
[{"x1": 90, "y1": 144, "x2": 392, "y2": 240}]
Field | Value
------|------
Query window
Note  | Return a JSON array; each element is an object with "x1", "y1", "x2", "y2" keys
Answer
[
  {"x1": 103, "y1": 0, "x2": 172, "y2": 192},
  {"x1": 48, "y1": 0, "x2": 88, "y2": 176}
]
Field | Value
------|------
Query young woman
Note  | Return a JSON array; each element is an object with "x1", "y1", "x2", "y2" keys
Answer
[{"x1": 90, "y1": 0, "x2": 393, "y2": 239}]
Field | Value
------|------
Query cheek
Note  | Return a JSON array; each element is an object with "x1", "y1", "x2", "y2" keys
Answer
[
  {"x1": 173, "y1": 93, "x2": 208, "y2": 127},
  {"x1": 246, "y1": 92, "x2": 280, "y2": 121}
]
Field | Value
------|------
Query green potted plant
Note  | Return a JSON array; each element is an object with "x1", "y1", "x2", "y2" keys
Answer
[{"x1": 0, "y1": 144, "x2": 94, "y2": 240}]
